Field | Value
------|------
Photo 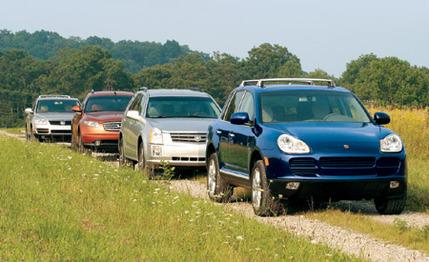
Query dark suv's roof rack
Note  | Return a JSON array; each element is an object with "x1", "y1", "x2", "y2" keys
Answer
[{"x1": 240, "y1": 78, "x2": 336, "y2": 88}]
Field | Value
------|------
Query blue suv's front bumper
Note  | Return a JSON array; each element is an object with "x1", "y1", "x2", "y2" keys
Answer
[{"x1": 265, "y1": 152, "x2": 407, "y2": 200}]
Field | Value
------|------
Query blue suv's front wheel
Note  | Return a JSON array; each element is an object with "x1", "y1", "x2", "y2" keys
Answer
[
  {"x1": 251, "y1": 160, "x2": 284, "y2": 216},
  {"x1": 207, "y1": 153, "x2": 233, "y2": 203}
]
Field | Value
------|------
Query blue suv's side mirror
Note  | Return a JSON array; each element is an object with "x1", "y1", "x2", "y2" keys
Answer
[
  {"x1": 230, "y1": 112, "x2": 250, "y2": 125},
  {"x1": 374, "y1": 112, "x2": 390, "y2": 125}
]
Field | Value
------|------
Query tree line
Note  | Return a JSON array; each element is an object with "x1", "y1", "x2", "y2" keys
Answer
[{"x1": 0, "y1": 31, "x2": 428, "y2": 127}]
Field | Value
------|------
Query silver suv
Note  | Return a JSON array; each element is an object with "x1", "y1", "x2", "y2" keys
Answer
[
  {"x1": 24, "y1": 95, "x2": 80, "y2": 142},
  {"x1": 119, "y1": 89, "x2": 221, "y2": 176}
]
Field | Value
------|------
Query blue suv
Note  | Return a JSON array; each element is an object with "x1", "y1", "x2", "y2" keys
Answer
[{"x1": 206, "y1": 78, "x2": 406, "y2": 216}]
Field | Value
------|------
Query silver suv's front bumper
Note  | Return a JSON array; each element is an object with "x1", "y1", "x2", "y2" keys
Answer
[
  {"x1": 145, "y1": 132, "x2": 207, "y2": 167},
  {"x1": 33, "y1": 123, "x2": 71, "y2": 136}
]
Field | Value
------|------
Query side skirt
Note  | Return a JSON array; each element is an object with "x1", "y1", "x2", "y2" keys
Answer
[{"x1": 220, "y1": 168, "x2": 251, "y2": 188}]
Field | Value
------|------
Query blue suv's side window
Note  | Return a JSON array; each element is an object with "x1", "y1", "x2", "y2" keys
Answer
[
  {"x1": 223, "y1": 91, "x2": 244, "y2": 121},
  {"x1": 238, "y1": 91, "x2": 255, "y2": 120}
]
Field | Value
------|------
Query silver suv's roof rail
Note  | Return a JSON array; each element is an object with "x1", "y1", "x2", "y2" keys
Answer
[
  {"x1": 240, "y1": 78, "x2": 336, "y2": 88},
  {"x1": 38, "y1": 95, "x2": 71, "y2": 99}
]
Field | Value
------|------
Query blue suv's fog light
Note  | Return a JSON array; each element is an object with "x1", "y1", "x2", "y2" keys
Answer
[
  {"x1": 286, "y1": 182, "x2": 300, "y2": 190},
  {"x1": 390, "y1": 181, "x2": 400, "y2": 189}
]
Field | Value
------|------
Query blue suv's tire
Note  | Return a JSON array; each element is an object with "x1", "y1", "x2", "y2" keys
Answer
[
  {"x1": 374, "y1": 196, "x2": 406, "y2": 215},
  {"x1": 251, "y1": 160, "x2": 284, "y2": 216},
  {"x1": 207, "y1": 153, "x2": 233, "y2": 203}
]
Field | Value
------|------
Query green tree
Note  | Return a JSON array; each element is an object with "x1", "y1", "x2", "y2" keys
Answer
[{"x1": 244, "y1": 43, "x2": 303, "y2": 78}]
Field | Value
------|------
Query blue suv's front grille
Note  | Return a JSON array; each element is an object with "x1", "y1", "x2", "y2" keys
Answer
[
  {"x1": 289, "y1": 157, "x2": 399, "y2": 176},
  {"x1": 319, "y1": 157, "x2": 375, "y2": 169},
  {"x1": 289, "y1": 158, "x2": 318, "y2": 176},
  {"x1": 376, "y1": 157, "x2": 401, "y2": 176}
]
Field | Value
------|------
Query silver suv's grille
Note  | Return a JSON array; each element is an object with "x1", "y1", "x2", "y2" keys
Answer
[
  {"x1": 49, "y1": 120, "x2": 71, "y2": 125},
  {"x1": 170, "y1": 133, "x2": 207, "y2": 143},
  {"x1": 103, "y1": 122, "x2": 121, "y2": 132}
]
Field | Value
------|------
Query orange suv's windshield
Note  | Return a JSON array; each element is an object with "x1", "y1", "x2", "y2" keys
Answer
[{"x1": 85, "y1": 96, "x2": 132, "y2": 113}]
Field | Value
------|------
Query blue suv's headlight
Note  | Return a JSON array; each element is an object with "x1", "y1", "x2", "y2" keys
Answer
[
  {"x1": 380, "y1": 134, "x2": 403, "y2": 153},
  {"x1": 277, "y1": 134, "x2": 310, "y2": 154}
]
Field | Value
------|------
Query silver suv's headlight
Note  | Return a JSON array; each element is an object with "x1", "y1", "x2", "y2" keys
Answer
[
  {"x1": 83, "y1": 121, "x2": 100, "y2": 128},
  {"x1": 380, "y1": 134, "x2": 403, "y2": 153},
  {"x1": 277, "y1": 134, "x2": 310, "y2": 154},
  {"x1": 34, "y1": 118, "x2": 49, "y2": 125},
  {"x1": 150, "y1": 128, "x2": 163, "y2": 144}
]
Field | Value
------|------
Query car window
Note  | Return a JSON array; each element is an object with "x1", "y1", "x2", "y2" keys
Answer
[
  {"x1": 146, "y1": 96, "x2": 220, "y2": 118},
  {"x1": 223, "y1": 91, "x2": 244, "y2": 121},
  {"x1": 260, "y1": 90, "x2": 370, "y2": 123},
  {"x1": 129, "y1": 93, "x2": 143, "y2": 112},
  {"x1": 238, "y1": 91, "x2": 255, "y2": 120},
  {"x1": 85, "y1": 96, "x2": 132, "y2": 113},
  {"x1": 35, "y1": 99, "x2": 79, "y2": 113}
]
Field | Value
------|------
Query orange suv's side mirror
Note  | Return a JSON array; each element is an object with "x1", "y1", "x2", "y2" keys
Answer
[{"x1": 72, "y1": 105, "x2": 82, "y2": 113}]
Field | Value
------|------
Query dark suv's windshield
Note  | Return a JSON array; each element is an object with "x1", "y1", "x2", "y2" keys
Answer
[
  {"x1": 260, "y1": 91, "x2": 370, "y2": 123},
  {"x1": 36, "y1": 99, "x2": 79, "y2": 113},
  {"x1": 146, "y1": 96, "x2": 220, "y2": 118},
  {"x1": 85, "y1": 96, "x2": 132, "y2": 113}
]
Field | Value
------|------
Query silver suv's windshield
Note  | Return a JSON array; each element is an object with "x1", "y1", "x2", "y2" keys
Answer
[
  {"x1": 146, "y1": 96, "x2": 220, "y2": 118},
  {"x1": 36, "y1": 99, "x2": 79, "y2": 113},
  {"x1": 261, "y1": 91, "x2": 370, "y2": 123}
]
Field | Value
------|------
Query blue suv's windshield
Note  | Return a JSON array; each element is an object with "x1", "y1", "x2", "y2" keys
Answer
[{"x1": 260, "y1": 90, "x2": 370, "y2": 123}]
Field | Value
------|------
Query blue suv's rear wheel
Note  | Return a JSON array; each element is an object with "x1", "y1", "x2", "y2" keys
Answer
[
  {"x1": 207, "y1": 153, "x2": 233, "y2": 202},
  {"x1": 251, "y1": 160, "x2": 284, "y2": 216}
]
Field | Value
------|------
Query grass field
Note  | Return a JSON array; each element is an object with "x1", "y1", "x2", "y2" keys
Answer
[
  {"x1": 0, "y1": 136, "x2": 356, "y2": 261},
  {"x1": 2, "y1": 127, "x2": 25, "y2": 135}
]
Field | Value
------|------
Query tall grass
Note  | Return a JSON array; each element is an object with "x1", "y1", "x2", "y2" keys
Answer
[{"x1": 0, "y1": 136, "x2": 356, "y2": 261}]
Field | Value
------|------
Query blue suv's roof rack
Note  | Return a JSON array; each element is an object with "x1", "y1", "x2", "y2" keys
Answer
[{"x1": 240, "y1": 78, "x2": 336, "y2": 88}]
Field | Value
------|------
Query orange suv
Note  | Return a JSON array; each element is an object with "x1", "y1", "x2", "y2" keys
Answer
[{"x1": 71, "y1": 90, "x2": 133, "y2": 153}]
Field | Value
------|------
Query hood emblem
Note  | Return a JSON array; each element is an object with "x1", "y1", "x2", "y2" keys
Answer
[
  {"x1": 60, "y1": 121, "x2": 66, "y2": 125},
  {"x1": 343, "y1": 144, "x2": 350, "y2": 150},
  {"x1": 194, "y1": 135, "x2": 202, "y2": 142}
]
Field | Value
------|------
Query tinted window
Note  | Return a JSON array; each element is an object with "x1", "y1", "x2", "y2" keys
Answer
[
  {"x1": 85, "y1": 96, "x2": 132, "y2": 113},
  {"x1": 146, "y1": 96, "x2": 220, "y2": 118},
  {"x1": 260, "y1": 91, "x2": 370, "y2": 123},
  {"x1": 223, "y1": 91, "x2": 244, "y2": 121},
  {"x1": 238, "y1": 92, "x2": 255, "y2": 120},
  {"x1": 36, "y1": 99, "x2": 79, "y2": 113}
]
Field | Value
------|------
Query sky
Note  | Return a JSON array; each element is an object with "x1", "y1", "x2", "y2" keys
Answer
[{"x1": 1, "y1": 0, "x2": 428, "y2": 76}]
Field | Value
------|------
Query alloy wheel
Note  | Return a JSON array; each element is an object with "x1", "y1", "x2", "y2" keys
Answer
[
  {"x1": 207, "y1": 159, "x2": 217, "y2": 196},
  {"x1": 252, "y1": 168, "x2": 262, "y2": 209}
]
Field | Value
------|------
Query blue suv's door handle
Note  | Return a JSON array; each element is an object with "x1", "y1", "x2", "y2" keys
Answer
[
  {"x1": 228, "y1": 133, "x2": 235, "y2": 138},
  {"x1": 216, "y1": 130, "x2": 222, "y2": 135}
]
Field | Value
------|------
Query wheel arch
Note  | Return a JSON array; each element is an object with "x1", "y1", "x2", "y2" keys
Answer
[
  {"x1": 249, "y1": 149, "x2": 263, "y2": 174},
  {"x1": 206, "y1": 143, "x2": 216, "y2": 160}
]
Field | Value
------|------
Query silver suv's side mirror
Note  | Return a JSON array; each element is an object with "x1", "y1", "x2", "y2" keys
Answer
[
  {"x1": 126, "y1": 110, "x2": 141, "y2": 121},
  {"x1": 24, "y1": 108, "x2": 33, "y2": 114}
]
